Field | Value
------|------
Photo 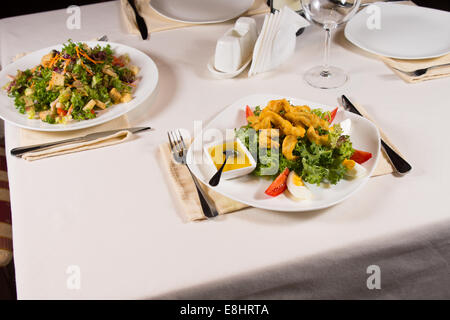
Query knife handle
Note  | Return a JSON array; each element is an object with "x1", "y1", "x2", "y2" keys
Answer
[
  {"x1": 10, "y1": 137, "x2": 82, "y2": 157},
  {"x1": 381, "y1": 139, "x2": 412, "y2": 175}
]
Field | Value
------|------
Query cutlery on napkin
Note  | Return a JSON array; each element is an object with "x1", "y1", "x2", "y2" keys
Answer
[
  {"x1": 126, "y1": 0, "x2": 148, "y2": 40},
  {"x1": 17, "y1": 116, "x2": 138, "y2": 161},
  {"x1": 120, "y1": 0, "x2": 270, "y2": 35},
  {"x1": 339, "y1": 97, "x2": 410, "y2": 177},
  {"x1": 381, "y1": 53, "x2": 450, "y2": 83},
  {"x1": 341, "y1": 95, "x2": 411, "y2": 175},
  {"x1": 159, "y1": 141, "x2": 248, "y2": 221},
  {"x1": 14, "y1": 126, "x2": 150, "y2": 161}
]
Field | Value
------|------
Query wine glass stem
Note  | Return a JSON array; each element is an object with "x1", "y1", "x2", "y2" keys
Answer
[{"x1": 322, "y1": 27, "x2": 332, "y2": 77}]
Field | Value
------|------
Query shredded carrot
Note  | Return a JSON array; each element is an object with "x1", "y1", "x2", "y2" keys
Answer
[
  {"x1": 48, "y1": 54, "x2": 60, "y2": 69},
  {"x1": 30, "y1": 82, "x2": 35, "y2": 88},
  {"x1": 77, "y1": 46, "x2": 104, "y2": 64},
  {"x1": 67, "y1": 104, "x2": 74, "y2": 116},
  {"x1": 75, "y1": 47, "x2": 93, "y2": 75},
  {"x1": 63, "y1": 60, "x2": 69, "y2": 74}
]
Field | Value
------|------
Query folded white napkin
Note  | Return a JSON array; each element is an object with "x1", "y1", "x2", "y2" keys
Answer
[{"x1": 249, "y1": 6, "x2": 310, "y2": 76}]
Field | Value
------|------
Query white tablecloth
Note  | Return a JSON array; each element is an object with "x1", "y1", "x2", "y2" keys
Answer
[{"x1": 1, "y1": 1, "x2": 450, "y2": 299}]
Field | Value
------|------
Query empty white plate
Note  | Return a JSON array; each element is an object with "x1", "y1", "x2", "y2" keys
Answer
[
  {"x1": 150, "y1": 0, "x2": 254, "y2": 24},
  {"x1": 345, "y1": 3, "x2": 450, "y2": 59}
]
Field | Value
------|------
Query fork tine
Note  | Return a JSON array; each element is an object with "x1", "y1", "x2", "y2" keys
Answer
[
  {"x1": 167, "y1": 132, "x2": 174, "y2": 150},
  {"x1": 178, "y1": 130, "x2": 187, "y2": 150},
  {"x1": 172, "y1": 131, "x2": 182, "y2": 153},
  {"x1": 175, "y1": 130, "x2": 183, "y2": 154},
  {"x1": 169, "y1": 131, "x2": 178, "y2": 153}
]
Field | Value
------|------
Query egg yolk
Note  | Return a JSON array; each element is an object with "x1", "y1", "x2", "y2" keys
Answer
[
  {"x1": 292, "y1": 172, "x2": 305, "y2": 186},
  {"x1": 343, "y1": 159, "x2": 356, "y2": 170}
]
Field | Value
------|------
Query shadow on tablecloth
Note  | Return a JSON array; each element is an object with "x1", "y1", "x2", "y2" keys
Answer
[{"x1": 153, "y1": 221, "x2": 450, "y2": 300}]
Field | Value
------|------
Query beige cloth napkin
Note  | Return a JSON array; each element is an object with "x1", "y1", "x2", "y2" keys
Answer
[
  {"x1": 159, "y1": 104, "x2": 405, "y2": 221},
  {"x1": 159, "y1": 142, "x2": 248, "y2": 221},
  {"x1": 19, "y1": 115, "x2": 131, "y2": 161},
  {"x1": 121, "y1": 0, "x2": 270, "y2": 35},
  {"x1": 381, "y1": 53, "x2": 450, "y2": 83}
]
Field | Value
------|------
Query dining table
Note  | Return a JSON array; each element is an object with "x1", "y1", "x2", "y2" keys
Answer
[{"x1": 1, "y1": 0, "x2": 450, "y2": 300}]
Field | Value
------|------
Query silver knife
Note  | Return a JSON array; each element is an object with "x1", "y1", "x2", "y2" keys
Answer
[
  {"x1": 128, "y1": 0, "x2": 148, "y2": 40},
  {"x1": 11, "y1": 127, "x2": 151, "y2": 157},
  {"x1": 340, "y1": 95, "x2": 412, "y2": 175}
]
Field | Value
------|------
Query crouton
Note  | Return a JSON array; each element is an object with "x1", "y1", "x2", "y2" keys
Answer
[
  {"x1": 41, "y1": 52, "x2": 54, "y2": 68},
  {"x1": 47, "y1": 72, "x2": 65, "y2": 90},
  {"x1": 120, "y1": 93, "x2": 132, "y2": 103},
  {"x1": 82, "y1": 99, "x2": 96, "y2": 112},
  {"x1": 94, "y1": 100, "x2": 106, "y2": 109},
  {"x1": 102, "y1": 65, "x2": 118, "y2": 78},
  {"x1": 109, "y1": 88, "x2": 122, "y2": 103},
  {"x1": 130, "y1": 65, "x2": 140, "y2": 76}
]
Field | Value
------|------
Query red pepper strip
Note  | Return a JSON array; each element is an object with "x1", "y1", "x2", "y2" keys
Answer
[
  {"x1": 56, "y1": 108, "x2": 67, "y2": 116},
  {"x1": 112, "y1": 56, "x2": 125, "y2": 67},
  {"x1": 264, "y1": 168, "x2": 290, "y2": 197},
  {"x1": 245, "y1": 105, "x2": 254, "y2": 120},
  {"x1": 325, "y1": 107, "x2": 338, "y2": 123},
  {"x1": 350, "y1": 149, "x2": 372, "y2": 164}
]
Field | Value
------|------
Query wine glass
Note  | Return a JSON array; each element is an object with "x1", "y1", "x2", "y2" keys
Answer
[{"x1": 300, "y1": 0, "x2": 361, "y2": 89}]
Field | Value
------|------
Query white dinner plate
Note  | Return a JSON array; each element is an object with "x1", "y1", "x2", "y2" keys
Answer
[
  {"x1": 0, "y1": 41, "x2": 158, "y2": 132},
  {"x1": 150, "y1": 0, "x2": 254, "y2": 24},
  {"x1": 345, "y1": 3, "x2": 450, "y2": 59},
  {"x1": 186, "y1": 94, "x2": 381, "y2": 212}
]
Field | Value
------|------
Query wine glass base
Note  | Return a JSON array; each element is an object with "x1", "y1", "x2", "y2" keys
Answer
[{"x1": 304, "y1": 66, "x2": 348, "y2": 89}]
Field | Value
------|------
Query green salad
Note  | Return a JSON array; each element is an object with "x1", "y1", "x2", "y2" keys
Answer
[
  {"x1": 2, "y1": 40, "x2": 139, "y2": 124},
  {"x1": 235, "y1": 99, "x2": 355, "y2": 186}
]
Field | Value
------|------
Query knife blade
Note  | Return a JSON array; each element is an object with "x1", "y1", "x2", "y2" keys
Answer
[
  {"x1": 128, "y1": 0, "x2": 148, "y2": 40},
  {"x1": 11, "y1": 127, "x2": 151, "y2": 157},
  {"x1": 340, "y1": 95, "x2": 412, "y2": 175}
]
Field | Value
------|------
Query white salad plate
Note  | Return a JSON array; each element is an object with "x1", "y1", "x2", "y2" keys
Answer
[
  {"x1": 186, "y1": 94, "x2": 381, "y2": 213},
  {"x1": 150, "y1": 0, "x2": 254, "y2": 24},
  {"x1": 0, "y1": 41, "x2": 158, "y2": 132},
  {"x1": 345, "y1": 3, "x2": 450, "y2": 59}
]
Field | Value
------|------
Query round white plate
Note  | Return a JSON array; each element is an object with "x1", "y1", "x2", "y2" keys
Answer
[
  {"x1": 186, "y1": 94, "x2": 381, "y2": 212},
  {"x1": 0, "y1": 42, "x2": 158, "y2": 132},
  {"x1": 345, "y1": 3, "x2": 450, "y2": 59},
  {"x1": 150, "y1": 0, "x2": 254, "y2": 24}
]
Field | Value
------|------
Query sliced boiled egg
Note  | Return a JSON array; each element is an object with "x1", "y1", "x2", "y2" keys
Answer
[
  {"x1": 343, "y1": 159, "x2": 367, "y2": 179},
  {"x1": 286, "y1": 171, "x2": 312, "y2": 201}
]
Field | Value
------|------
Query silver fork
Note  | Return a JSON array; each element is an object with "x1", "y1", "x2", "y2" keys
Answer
[{"x1": 167, "y1": 130, "x2": 219, "y2": 218}]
